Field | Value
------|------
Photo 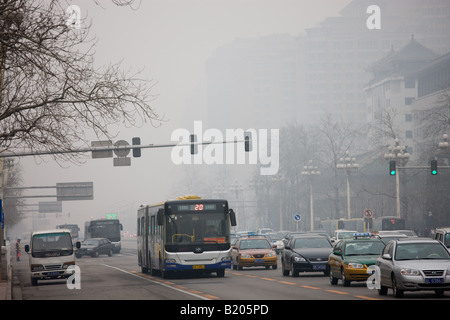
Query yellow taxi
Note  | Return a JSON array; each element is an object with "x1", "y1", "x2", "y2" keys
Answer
[
  {"x1": 328, "y1": 233, "x2": 385, "y2": 286},
  {"x1": 231, "y1": 236, "x2": 277, "y2": 270}
]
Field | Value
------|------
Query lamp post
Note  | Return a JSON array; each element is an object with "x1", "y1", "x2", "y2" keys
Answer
[
  {"x1": 384, "y1": 139, "x2": 410, "y2": 218},
  {"x1": 301, "y1": 160, "x2": 320, "y2": 231},
  {"x1": 337, "y1": 151, "x2": 359, "y2": 219},
  {"x1": 229, "y1": 181, "x2": 244, "y2": 229},
  {"x1": 272, "y1": 174, "x2": 284, "y2": 231}
]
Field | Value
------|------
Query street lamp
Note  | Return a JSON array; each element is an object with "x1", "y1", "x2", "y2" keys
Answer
[
  {"x1": 384, "y1": 139, "x2": 410, "y2": 218},
  {"x1": 229, "y1": 181, "x2": 244, "y2": 229},
  {"x1": 337, "y1": 151, "x2": 359, "y2": 219},
  {"x1": 272, "y1": 174, "x2": 284, "y2": 231},
  {"x1": 438, "y1": 133, "x2": 449, "y2": 150},
  {"x1": 301, "y1": 160, "x2": 321, "y2": 231}
]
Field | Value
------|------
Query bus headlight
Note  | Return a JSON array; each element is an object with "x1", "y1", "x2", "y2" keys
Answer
[{"x1": 221, "y1": 256, "x2": 231, "y2": 262}]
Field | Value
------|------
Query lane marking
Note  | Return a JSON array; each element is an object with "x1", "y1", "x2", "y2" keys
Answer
[
  {"x1": 353, "y1": 295, "x2": 382, "y2": 301},
  {"x1": 300, "y1": 285, "x2": 321, "y2": 290},
  {"x1": 326, "y1": 289, "x2": 351, "y2": 295},
  {"x1": 101, "y1": 264, "x2": 211, "y2": 300},
  {"x1": 278, "y1": 281, "x2": 297, "y2": 286}
]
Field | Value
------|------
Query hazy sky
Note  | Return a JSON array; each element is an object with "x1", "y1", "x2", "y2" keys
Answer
[{"x1": 16, "y1": 0, "x2": 352, "y2": 234}]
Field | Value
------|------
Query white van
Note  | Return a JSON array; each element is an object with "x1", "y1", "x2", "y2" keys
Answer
[
  {"x1": 434, "y1": 227, "x2": 450, "y2": 249},
  {"x1": 25, "y1": 229, "x2": 81, "y2": 286}
]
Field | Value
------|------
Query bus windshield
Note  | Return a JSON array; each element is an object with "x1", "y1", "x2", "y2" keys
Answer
[
  {"x1": 90, "y1": 221, "x2": 121, "y2": 242},
  {"x1": 165, "y1": 212, "x2": 230, "y2": 248}
]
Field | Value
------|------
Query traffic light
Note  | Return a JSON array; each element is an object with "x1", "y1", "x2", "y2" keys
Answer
[
  {"x1": 244, "y1": 131, "x2": 252, "y2": 152},
  {"x1": 132, "y1": 137, "x2": 141, "y2": 157},
  {"x1": 431, "y1": 159, "x2": 438, "y2": 175},
  {"x1": 190, "y1": 134, "x2": 197, "y2": 155},
  {"x1": 389, "y1": 160, "x2": 396, "y2": 176}
]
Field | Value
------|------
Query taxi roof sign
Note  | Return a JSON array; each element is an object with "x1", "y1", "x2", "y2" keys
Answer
[{"x1": 354, "y1": 232, "x2": 371, "y2": 239}]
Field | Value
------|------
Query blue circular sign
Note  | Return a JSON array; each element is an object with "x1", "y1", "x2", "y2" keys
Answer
[{"x1": 294, "y1": 214, "x2": 301, "y2": 222}]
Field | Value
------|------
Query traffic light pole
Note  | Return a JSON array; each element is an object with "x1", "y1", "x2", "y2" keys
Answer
[{"x1": 0, "y1": 139, "x2": 246, "y2": 159}]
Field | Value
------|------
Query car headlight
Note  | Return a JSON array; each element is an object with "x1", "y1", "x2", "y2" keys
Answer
[
  {"x1": 400, "y1": 268, "x2": 420, "y2": 276},
  {"x1": 266, "y1": 252, "x2": 276, "y2": 258},
  {"x1": 347, "y1": 262, "x2": 364, "y2": 269},
  {"x1": 241, "y1": 254, "x2": 252, "y2": 259},
  {"x1": 31, "y1": 264, "x2": 44, "y2": 272},
  {"x1": 294, "y1": 256, "x2": 306, "y2": 262}
]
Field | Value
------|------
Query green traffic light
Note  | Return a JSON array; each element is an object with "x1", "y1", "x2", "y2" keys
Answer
[
  {"x1": 390, "y1": 170, "x2": 396, "y2": 175},
  {"x1": 432, "y1": 170, "x2": 437, "y2": 175}
]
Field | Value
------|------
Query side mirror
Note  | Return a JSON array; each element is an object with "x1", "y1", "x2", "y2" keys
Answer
[
  {"x1": 333, "y1": 249, "x2": 342, "y2": 256},
  {"x1": 285, "y1": 245, "x2": 291, "y2": 250},
  {"x1": 120, "y1": 224, "x2": 123, "y2": 231},
  {"x1": 76, "y1": 241, "x2": 81, "y2": 249},
  {"x1": 229, "y1": 209, "x2": 237, "y2": 227},
  {"x1": 25, "y1": 245, "x2": 30, "y2": 253},
  {"x1": 232, "y1": 246, "x2": 238, "y2": 250},
  {"x1": 382, "y1": 253, "x2": 392, "y2": 260},
  {"x1": 157, "y1": 208, "x2": 165, "y2": 226}
]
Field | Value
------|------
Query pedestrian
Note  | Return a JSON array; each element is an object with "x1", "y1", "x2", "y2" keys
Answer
[{"x1": 15, "y1": 238, "x2": 21, "y2": 261}]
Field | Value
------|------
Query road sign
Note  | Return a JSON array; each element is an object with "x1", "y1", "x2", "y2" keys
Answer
[
  {"x1": 113, "y1": 140, "x2": 131, "y2": 157},
  {"x1": 39, "y1": 201, "x2": 62, "y2": 213},
  {"x1": 106, "y1": 213, "x2": 117, "y2": 219},
  {"x1": 363, "y1": 209, "x2": 373, "y2": 218},
  {"x1": 56, "y1": 182, "x2": 93, "y2": 201},
  {"x1": 294, "y1": 214, "x2": 301, "y2": 222},
  {"x1": 91, "y1": 140, "x2": 113, "y2": 158}
]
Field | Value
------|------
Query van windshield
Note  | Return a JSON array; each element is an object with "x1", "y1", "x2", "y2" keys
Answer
[{"x1": 32, "y1": 232, "x2": 73, "y2": 257}]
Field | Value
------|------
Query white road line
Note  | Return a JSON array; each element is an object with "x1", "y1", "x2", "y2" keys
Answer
[{"x1": 100, "y1": 263, "x2": 210, "y2": 300}]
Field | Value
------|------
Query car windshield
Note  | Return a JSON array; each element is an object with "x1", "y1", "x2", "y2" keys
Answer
[
  {"x1": 344, "y1": 241, "x2": 385, "y2": 256},
  {"x1": 293, "y1": 238, "x2": 331, "y2": 249},
  {"x1": 337, "y1": 232, "x2": 356, "y2": 239},
  {"x1": 83, "y1": 240, "x2": 100, "y2": 245},
  {"x1": 239, "y1": 239, "x2": 270, "y2": 250},
  {"x1": 395, "y1": 243, "x2": 450, "y2": 260}
]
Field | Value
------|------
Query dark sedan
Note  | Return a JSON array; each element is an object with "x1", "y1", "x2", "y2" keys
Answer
[
  {"x1": 76, "y1": 238, "x2": 114, "y2": 258},
  {"x1": 282, "y1": 235, "x2": 333, "y2": 277}
]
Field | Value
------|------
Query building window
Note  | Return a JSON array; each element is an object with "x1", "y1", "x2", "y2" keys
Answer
[
  {"x1": 405, "y1": 97, "x2": 415, "y2": 105},
  {"x1": 405, "y1": 114, "x2": 412, "y2": 122},
  {"x1": 405, "y1": 130, "x2": 413, "y2": 139},
  {"x1": 405, "y1": 78, "x2": 415, "y2": 88}
]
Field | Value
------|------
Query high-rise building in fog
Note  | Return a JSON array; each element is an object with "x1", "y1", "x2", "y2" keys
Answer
[
  {"x1": 364, "y1": 36, "x2": 439, "y2": 158},
  {"x1": 206, "y1": 0, "x2": 450, "y2": 130}
]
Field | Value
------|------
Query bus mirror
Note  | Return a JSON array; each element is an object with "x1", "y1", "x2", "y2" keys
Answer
[
  {"x1": 25, "y1": 245, "x2": 30, "y2": 253},
  {"x1": 157, "y1": 209, "x2": 165, "y2": 225},
  {"x1": 229, "y1": 209, "x2": 237, "y2": 227},
  {"x1": 120, "y1": 224, "x2": 123, "y2": 231}
]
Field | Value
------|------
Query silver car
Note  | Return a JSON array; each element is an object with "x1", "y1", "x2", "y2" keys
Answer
[{"x1": 376, "y1": 238, "x2": 450, "y2": 297}]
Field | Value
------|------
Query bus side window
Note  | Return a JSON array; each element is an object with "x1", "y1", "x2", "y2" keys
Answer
[
  {"x1": 151, "y1": 216, "x2": 155, "y2": 235},
  {"x1": 137, "y1": 218, "x2": 141, "y2": 236}
]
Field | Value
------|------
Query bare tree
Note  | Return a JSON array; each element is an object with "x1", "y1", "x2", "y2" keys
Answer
[
  {"x1": 317, "y1": 113, "x2": 363, "y2": 219},
  {"x1": 0, "y1": 0, "x2": 161, "y2": 162}
]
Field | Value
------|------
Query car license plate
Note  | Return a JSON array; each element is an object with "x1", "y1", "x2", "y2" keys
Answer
[
  {"x1": 313, "y1": 264, "x2": 326, "y2": 270},
  {"x1": 48, "y1": 272, "x2": 60, "y2": 276},
  {"x1": 255, "y1": 259, "x2": 265, "y2": 263},
  {"x1": 425, "y1": 278, "x2": 444, "y2": 284},
  {"x1": 193, "y1": 265, "x2": 205, "y2": 270}
]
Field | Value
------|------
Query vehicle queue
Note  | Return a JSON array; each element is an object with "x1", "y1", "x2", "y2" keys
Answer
[{"x1": 230, "y1": 227, "x2": 450, "y2": 298}]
